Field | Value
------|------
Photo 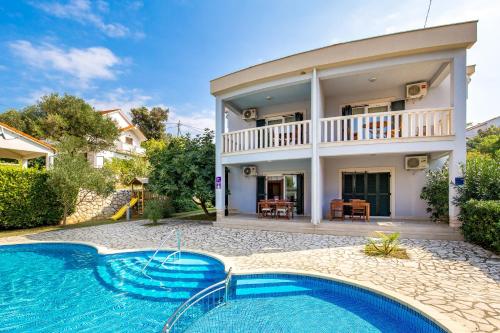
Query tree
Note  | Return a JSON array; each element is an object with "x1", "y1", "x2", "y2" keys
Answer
[
  {"x1": 466, "y1": 126, "x2": 500, "y2": 158},
  {"x1": 0, "y1": 94, "x2": 119, "y2": 153},
  {"x1": 130, "y1": 106, "x2": 169, "y2": 140},
  {"x1": 149, "y1": 130, "x2": 215, "y2": 215},
  {"x1": 104, "y1": 156, "x2": 150, "y2": 185},
  {"x1": 48, "y1": 138, "x2": 116, "y2": 225}
]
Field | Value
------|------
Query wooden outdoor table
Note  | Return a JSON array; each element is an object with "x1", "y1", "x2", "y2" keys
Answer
[
  {"x1": 330, "y1": 201, "x2": 371, "y2": 221},
  {"x1": 258, "y1": 201, "x2": 294, "y2": 218}
]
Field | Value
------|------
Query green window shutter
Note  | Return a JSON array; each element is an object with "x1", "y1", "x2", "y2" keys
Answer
[{"x1": 296, "y1": 174, "x2": 304, "y2": 215}]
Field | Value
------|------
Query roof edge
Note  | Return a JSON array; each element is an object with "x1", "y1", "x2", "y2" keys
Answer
[
  {"x1": 0, "y1": 122, "x2": 56, "y2": 152},
  {"x1": 211, "y1": 20, "x2": 478, "y2": 95}
]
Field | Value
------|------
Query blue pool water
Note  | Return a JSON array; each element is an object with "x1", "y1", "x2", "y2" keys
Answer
[{"x1": 0, "y1": 243, "x2": 445, "y2": 333}]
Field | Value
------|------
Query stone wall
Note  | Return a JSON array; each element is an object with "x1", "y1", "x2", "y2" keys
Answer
[{"x1": 66, "y1": 190, "x2": 131, "y2": 224}]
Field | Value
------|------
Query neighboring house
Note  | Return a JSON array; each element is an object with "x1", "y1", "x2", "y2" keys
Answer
[
  {"x1": 88, "y1": 109, "x2": 147, "y2": 168},
  {"x1": 212, "y1": 21, "x2": 477, "y2": 229},
  {"x1": 0, "y1": 122, "x2": 56, "y2": 168},
  {"x1": 466, "y1": 115, "x2": 500, "y2": 138}
]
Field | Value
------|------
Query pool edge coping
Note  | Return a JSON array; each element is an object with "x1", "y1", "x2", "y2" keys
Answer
[{"x1": 0, "y1": 240, "x2": 469, "y2": 333}]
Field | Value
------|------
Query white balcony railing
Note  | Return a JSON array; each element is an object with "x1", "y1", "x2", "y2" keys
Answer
[
  {"x1": 222, "y1": 120, "x2": 311, "y2": 154},
  {"x1": 320, "y1": 108, "x2": 453, "y2": 144}
]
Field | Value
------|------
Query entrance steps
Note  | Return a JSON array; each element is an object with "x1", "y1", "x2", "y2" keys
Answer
[{"x1": 214, "y1": 216, "x2": 463, "y2": 241}]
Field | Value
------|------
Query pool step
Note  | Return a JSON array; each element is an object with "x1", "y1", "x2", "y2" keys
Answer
[
  {"x1": 233, "y1": 276, "x2": 318, "y2": 298},
  {"x1": 96, "y1": 255, "x2": 225, "y2": 301}
]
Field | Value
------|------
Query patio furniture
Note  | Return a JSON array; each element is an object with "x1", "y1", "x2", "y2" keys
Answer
[
  {"x1": 275, "y1": 201, "x2": 291, "y2": 219},
  {"x1": 329, "y1": 200, "x2": 371, "y2": 222},
  {"x1": 329, "y1": 199, "x2": 344, "y2": 220},
  {"x1": 258, "y1": 201, "x2": 274, "y2": 218},
  {"x1": 350, "y1": 200, "x2": 368, "y2": 221}
]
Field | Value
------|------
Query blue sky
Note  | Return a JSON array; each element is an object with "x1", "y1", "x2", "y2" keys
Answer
[{"x1": 0, "y1": 0, "x2": 499, "y2": 134}]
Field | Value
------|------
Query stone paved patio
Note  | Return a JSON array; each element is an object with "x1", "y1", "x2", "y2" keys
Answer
[{"x1": 1, "y1": 219, "x2": 499, "y2": 332}]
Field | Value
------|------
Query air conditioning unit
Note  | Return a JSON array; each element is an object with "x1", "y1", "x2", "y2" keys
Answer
[
  {"x1": 405, "y1": 155, "x2": 428, "y2": 170},
  {"x1": 242, "y1": 166, "x2": 257, "y2": 176},
  {"x1": 242, "y1": 108, "x2": 257, "y2": 121},
  {"x1": 406, "y1": 82, "x2": 428, "y2": 99}
]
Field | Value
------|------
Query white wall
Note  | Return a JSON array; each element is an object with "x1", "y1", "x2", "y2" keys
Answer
[
  {"x1": 106, "y1": 112, "x2": 130, "y2": 129},
  {"x1": 323, "y1": 75, "x2": 451, "y2": 118},
  {"x1": 227, "y1": 100, "x2": 310, "y2": 132},
  {"x1": 227, "y1": 159, "x2": 311, "y2": 215},
  {"x1": 322, "y1": 154, "x2": 433, "y2": 219}
]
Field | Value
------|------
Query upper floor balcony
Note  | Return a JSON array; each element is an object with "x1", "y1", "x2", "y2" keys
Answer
[{"x1": 217, "y1": 47, "x2": 470, "y2": 162}]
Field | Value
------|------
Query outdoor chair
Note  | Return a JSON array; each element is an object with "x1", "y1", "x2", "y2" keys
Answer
[
  {"x1": 275, "y1": 202, "x2": 291, "y2": 219},
  {"x1": 330, "y1": 199, "x2": 344, "y2": 220},
  {"x1": 350, "y1": 201, "x2": 367, "y2": 221},
  {"x1": 259, "y1": 201, "x2": 274, "y2": 218}
]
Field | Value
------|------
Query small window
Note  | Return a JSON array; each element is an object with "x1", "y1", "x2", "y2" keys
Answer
[
  {"x1": 125, "y1": 137, "x2": 133, "y2": 145},
  {"x1": 352, "y1": 107, "x2": 365, "y2": 115},
  {"x1": 367, "y1": 105, "x2": 389, "y2": 114}
]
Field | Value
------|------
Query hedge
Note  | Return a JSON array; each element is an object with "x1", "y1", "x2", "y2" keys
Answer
[
  {"x1": 0, "y1": 166, "x2": 63, "y2": 230},
  {"x1": 460, "y1": 199, "x2": 500, "y2": 253}
]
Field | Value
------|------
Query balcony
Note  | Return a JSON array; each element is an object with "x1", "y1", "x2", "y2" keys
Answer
[
  {"x1": 222, "y1": 120, "x2": 311, "y2": 154},
  {"x1": 320, "y1": 108, "x2": 453, "y2": 144}
]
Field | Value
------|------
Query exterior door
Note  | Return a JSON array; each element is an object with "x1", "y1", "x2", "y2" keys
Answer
[
  {"x1": 342, "y1": 172, "x2": 391, "y2": 216},
  {"x1": 267, "y1": 180, "x2": 283, "y2": 200}
]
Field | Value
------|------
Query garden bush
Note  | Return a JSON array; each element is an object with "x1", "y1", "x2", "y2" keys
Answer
[
  {"x1": 460, "y1": 200, "x2": 500, "y2": 253},
  {"x1": 455, "y1": 154, "x2": 500, "y2": 206},
  {"x1": 420, "y1": 165, "x2": 449, "y2": 222},
  {"x1": 144, "y1": 200, "x2": 164, "y2": 225},
  {"x1": 172, "y1": 196, "x2": 198, "y2": 213},
  {"x1": 0, "y1": 166, "x2": 63, "y2": 229}
]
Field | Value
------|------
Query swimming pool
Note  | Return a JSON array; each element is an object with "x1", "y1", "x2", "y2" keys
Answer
[{"x1": 0, "y1": 243, "x2": 446, "y2": 333}]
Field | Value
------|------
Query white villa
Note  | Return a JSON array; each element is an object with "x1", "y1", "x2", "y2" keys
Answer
[
  {"x1": 212, "y1": 21, "x2": 477, "y2": 234},
  {"x1": 88, "y1": 109, "x2": 147, "y2": 168}
]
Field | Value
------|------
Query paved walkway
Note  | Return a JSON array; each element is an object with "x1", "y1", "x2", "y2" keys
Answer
[{"x1": 1, "y1": 220, "x2": 499, "y2": 332}]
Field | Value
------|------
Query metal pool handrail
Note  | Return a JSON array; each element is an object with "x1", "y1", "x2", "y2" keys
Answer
[
  {"x1": 162, "y1": 267, "x2": 233, "y2": 333},
  {"x1": 141, "y1": 230, "x2": 181, "y2": 274}
]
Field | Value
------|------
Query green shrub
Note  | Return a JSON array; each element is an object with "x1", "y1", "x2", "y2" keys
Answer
[
  {"x1": 172, "y1": 197, "x2": 198, "y2": 213},
  {"x1": 420, "y1": 165, "x2": 449, "y2": 222},
  {"x1": 364, "y1": 232, "x2": 408, "y2": 259},
  {"x1": 455, "y1": 155, "x2": 500, "y2": 206},
  {"x1": 161, "y1": 198, "x2": 175, "y2": 218},
  {"x1": 144, "y1": 200, "x2": 164, "y2": 224},
  {"x1": 0, "y1": 166, "x2": 63, "y2": 229},
  {"x1": 460, "y1": 200, "x2": 500, "y2": 253}
]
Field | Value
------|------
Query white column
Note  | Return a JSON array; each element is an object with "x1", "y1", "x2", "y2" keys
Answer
[
  {"x1": 21, "y1": 159, "x2": 28, "y2": 168},
  {"x1": 45, "y1": 153, "x2": 54, "y2": 170},
  {"x1": 215, "y1": 96, "x2": 226, "y2": 221},
  {"x1": 310, "y1": 68, "x2": 322, "y2": 225},
  {"x1": 448, "y1": 50, "x2": 467, "y2": 228}
]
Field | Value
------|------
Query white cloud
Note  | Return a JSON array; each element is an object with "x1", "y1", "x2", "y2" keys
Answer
[
  {"x1": 33, "y1": 0, "x2": 129, "y2": 38},
  {"x1": 89, "y1": 87, "x2": 152, "y2": 113},
  {"x1": 9, "y1": 40, "x2": 121, "y2": 85}
]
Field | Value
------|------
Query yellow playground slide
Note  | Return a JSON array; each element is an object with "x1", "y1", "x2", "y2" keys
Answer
[{"x1": 111, "y1": 197, "x2": 139, "y2": 221}]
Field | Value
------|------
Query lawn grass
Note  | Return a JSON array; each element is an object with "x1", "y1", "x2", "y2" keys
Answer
[{"x1": 177, "y1": 211, "x2": 216, "y2": 221}]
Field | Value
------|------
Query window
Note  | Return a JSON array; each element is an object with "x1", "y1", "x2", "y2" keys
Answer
[
  {"x1": 125, "y1": 137, "x2": 133, "y2": 145},
  {"x1": 95, "y1": 156, "x2": 104, "y2": 168},
  {"x1": 265, "y1": 113, "x2": 301, "y2": 126},
  {"x1": 342, "y1": 103, "x2": 390, "y2": 115}
]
